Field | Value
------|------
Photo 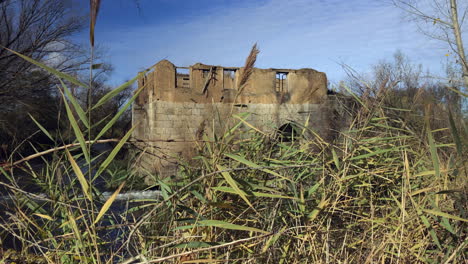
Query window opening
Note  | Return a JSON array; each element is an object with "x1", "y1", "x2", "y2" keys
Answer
[
  {"x1": 276, "y1": 72, "x2": 288, "y2": 93},
  {"x1": 223, "y1": 69, "x2": 236, "y2": 89},
  {"x1": 202, "y1": 69, "x2": 210, "y2": 79},
  {"x1": 176, "y1": 68, "x2": 190, "y2": 88}
]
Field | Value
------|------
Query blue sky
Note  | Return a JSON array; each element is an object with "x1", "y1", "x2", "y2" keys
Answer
[{"x1": 82, "y1": 0, "x2": 461, "y2": 86}]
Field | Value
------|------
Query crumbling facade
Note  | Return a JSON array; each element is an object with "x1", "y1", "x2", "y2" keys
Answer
[{"x1": 132, "y1": 60, "x2": 335, "y2": 176}]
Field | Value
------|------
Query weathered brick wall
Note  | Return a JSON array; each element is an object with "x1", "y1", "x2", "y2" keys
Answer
[
  {"x1": 132, "y1": 100, "x2": 331, "y2": 177},
  {"x1": 131, "y1": 60, "x2": 339, "y2": 178}
]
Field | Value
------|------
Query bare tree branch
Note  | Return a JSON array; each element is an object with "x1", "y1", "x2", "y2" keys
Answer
[{"x1": 393, "y1": 0, "x2": 467, "y2": 113}]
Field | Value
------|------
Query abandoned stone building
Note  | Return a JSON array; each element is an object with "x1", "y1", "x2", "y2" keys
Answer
[{"x1": 132, "y1": 59, "x2": 342, "y2": 176}]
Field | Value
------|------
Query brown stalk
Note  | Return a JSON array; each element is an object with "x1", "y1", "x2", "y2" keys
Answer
[
  {"x1": 0, "y1": 139, "x2": 119, "y2": 170},
  {"x1": 228, "y1": 43, "x2": 259, "y2": 117},
  {"x1": 237, "y1": 43, "x2": 260, "y2": 93},
  {"x1": 89, "y1": 0, "x2": 102, "y2": 47}
]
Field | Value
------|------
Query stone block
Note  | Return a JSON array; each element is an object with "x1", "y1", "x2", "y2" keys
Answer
[
  {"x1": 190, "y1": 108, "x2": 201, "y2": 115},
  {"x1": 131, "y1": 60, "x2": 339, "y2": 177},
  {"x1": 183, "y1": 102, "x2": 195, "y2": 109}
]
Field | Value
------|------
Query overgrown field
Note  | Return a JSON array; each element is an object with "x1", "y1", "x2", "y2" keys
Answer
[
  {"x1": 0, "y1": 93, "x2": 466, "y2": 263},
  {"x1": 0, "y1": 46, "x2": 466, "y2": 263}
]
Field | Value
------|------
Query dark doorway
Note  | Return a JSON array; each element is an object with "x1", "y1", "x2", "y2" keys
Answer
[{"x1": 277, "y1": 123, "x2": 299, "y2": 142}]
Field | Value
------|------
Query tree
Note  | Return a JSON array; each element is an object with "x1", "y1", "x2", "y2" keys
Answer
[
  {"x1": 0, "y1": 0, "x2": 86, "y2": 159},
  {"x1": 392, "y1": 0, "x2": 467, "y2": 106},
  {"x1": 0, "y1": 0, "x2": 86, "y2": 106}
]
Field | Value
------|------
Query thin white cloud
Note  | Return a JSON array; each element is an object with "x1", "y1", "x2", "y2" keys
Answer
[
  {"x1": 98, "y1": 0, "x2": 461, "y2": 85},
  {"x1": 43, "y1": 41, "x2": 68, "y2": 68}
]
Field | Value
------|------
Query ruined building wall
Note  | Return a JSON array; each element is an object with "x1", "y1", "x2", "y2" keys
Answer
[{"x1": 132, "y1": 60, "x2": 331, "y2": 177}]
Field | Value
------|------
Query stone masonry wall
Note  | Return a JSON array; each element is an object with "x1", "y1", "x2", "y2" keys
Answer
[
  {"x1": 132, "y1": 100, "x2": 331, "y2": 177},
  {"x1": 132, "y1": 60, "x2": 333, "y2": 177}
]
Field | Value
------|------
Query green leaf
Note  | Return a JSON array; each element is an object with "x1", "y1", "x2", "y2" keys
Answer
[
  {"x1": 448, "y1": 109, "x2": 463, "y2": 156},
  {"x1": 191, "y1": 190, "x2": 208, "y2": 203},
  {"x1": 350, "y1": 147, "x2": 401, "y2": 161},
  {"x1": 262, "y1": 226, "x2": 285, "y2": 253},
  {"x1": 28, "y1": 114, "x2": 54, "y2": 142},
  {"x1": 307, "y1": 182, "x2": 321, "y2": 198},
  {"x1": 94, "y1": 182, "x2": 125, "y2": 224},
  {"x1": 341, "y1": 83, "x2": 368, "y2": 111},
  {"x1": 212, "y1": 186, "x2": 297, "y2": 200},
  {"x1": 233, "y1": 113, "x2": 267, "y2": 135},
  {"x1": 66, "y1": 150, "x2": 91, "y2": 201},
  {"x1": 92, "y1": 71, "x2": 147, "y2": 110},
  {"x1": 94, "y1": 83, "x2": 144, "y2": 141},
  {"x1": 61, "y1": 90, "x2": 90, "y2": 164},
  {"x1": 1, "y1": 46, "x2": 87, "y2": 88},
  {"x1": 419, "y1": 213, "x2": 442, "y2": 249},
  {"x1": 60, "y1": 79, "x2": 89, "y2": 129},
  {"x1": 224, "y1": 113, "x2": 250, "y2": 137},
  {"x1": 331, "y1": 149, "x2": 340, "y2": 168},
  {"x1": 94, "y1": 125, "x2": 136, "y2": 179},
  {"x1": 176, "y1": 219, "x2": 268, "y2": 234},
  {"x1": 440, "y1": 217, "x2": 456, "y2": 235},
  {"x1": 422, "y1": 209, "x2": 468, "y2": 223},
  {"x1": 427, "y1": 128, "x2": 440, "y2": 178},
  {"x1": 308, "y1": 198, "x2": 328, "y2": 221},
  {"x1": 0, "y1": 167, "x2": 12, "y2": 182},
  {"x1": 216, "y1": 164, "x2": 253, "y2": 208},
  {"x1": 224, "y1": 153, "x2": 292, "y2": 182}
]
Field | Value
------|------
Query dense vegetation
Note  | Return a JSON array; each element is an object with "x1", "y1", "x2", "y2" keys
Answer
[{"x1": 0, "y1": 1, "x2": 466, "y2": 263}]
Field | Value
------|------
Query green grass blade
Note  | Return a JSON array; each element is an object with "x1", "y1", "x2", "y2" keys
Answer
[
  {"x1": 1, "y1": 46, "x2": 88, "y2": 88},
  {"x1": 212, "y1": 186, "x2": 297, "y2": 200},
  {"x1": 448, "y1": 109, "x2": 463, "y2": 156},
  {"x1": 422, "y1": 209, "x2": 468, "y2": 222},
  {"x1": 94, "y1": 84, "x2": 144, "y2": 141},
  {"x1": 216, "y1": 164, "x2": 253, "y2": 208},
  {"x1": 94, "y1": 125, "x2": 136, "y2": 179},
  {"x1": 60, "y1": 79, "x2": 89, "y2": 129},
  {"x1": 176, "y1": 219, "x2": 268, "y2": 233},
  {"x1": 439, "y1": 217, "x2": 456, "y2": 235},
  {"x1": 419, "y1": 213, "x2": 442, "y2": 250},
  {"x1": 94, "y1": 182, "x2": 125, "y2": 224},
  {"x1": 225, "y1": 153, "x2": 260, "y2": 168},
  {"x1": 331, "y1": 149, "x2": 340, "y2": 168},
  {"x1": 226, "y1": 113, "x2": 250, "y2": 136},
  {"x1": 307, "y1": 182, "x2": 321, "y2": 198},
  {"x1": 66, "y1": 150, "x2": 91, "y2": 201},
  {"x1": 28, "y1": 114, "x2": 54, "y2": 142},
  {"x1": 308, "y1": 197, "x2": 328, "y2": 221},
  {"x1": 224, "y1": 153, "x2": 292, "y2": 182},
  {"x1": 0, "y1": 167, "x2": 11, "y2": 181},
  {"x1": 61, "y1": 91, "x2": 90, "y2": 164},
  {"x1": 427, "y1": 128, "x2": 440, "y2": 178},
  {"x1": 262, "y1": 226, "x2": 286, "y2": 253},
  {"x1": 349, "y1": 147, "x2": 401, "y2": 160},
  {"x1": 341, "y1": 83, "x2": 368, "y2": 110},
  {"x1": 233, "y1": 114, "x2": 267, "y2": 135},
  {"x1": 92, "y1": 71, "x2": 147, "y2": 110}
]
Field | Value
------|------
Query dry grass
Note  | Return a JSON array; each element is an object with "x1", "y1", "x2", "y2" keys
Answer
[
  {"x1": 2, "y1": 82, "x2": 466, "y2": 263},
  {"x1": 0, "y1": 10, "x2": 466, "y2": 261}
]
